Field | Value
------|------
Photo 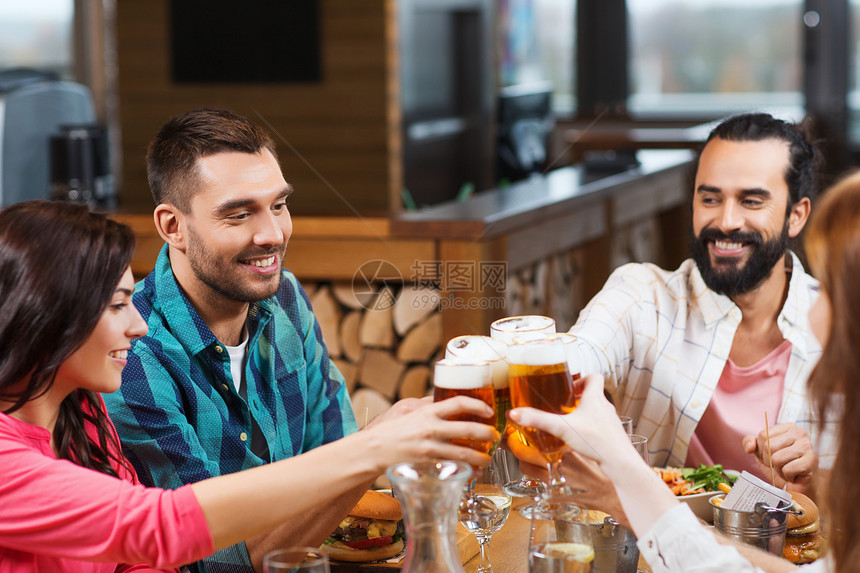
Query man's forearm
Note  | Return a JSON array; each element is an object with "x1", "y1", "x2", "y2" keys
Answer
[{"x1": 246, "y1": 478, "x2": 374, "y2": 572}]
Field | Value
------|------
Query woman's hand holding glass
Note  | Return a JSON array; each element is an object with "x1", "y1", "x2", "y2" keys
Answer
[{"x1": 508, "y1": 373, "x2": 647, "y2": 473}]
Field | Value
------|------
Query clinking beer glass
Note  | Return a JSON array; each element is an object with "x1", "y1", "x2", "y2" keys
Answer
[
  {"x1": 433, "y1": 360, "x2": 497, "y2": 517},
  {"x1": 507, "y1": 334, "x2": 580, "y2": 501},
  {"x1": 445, "y1": 335, "x2": 510, "y2": 435},
  {"x1": 490, "y1": 316, "x2": 556, "y2": 504}
]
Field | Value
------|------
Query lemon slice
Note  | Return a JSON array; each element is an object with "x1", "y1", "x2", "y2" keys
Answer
[{"x1": 542, "y1": 542, "x2": 595, "y2": 563}]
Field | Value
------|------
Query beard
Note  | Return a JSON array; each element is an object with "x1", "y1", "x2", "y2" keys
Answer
[
  {"x1": 186, "y1": 226, "x2": 285, "y2": 303},
  {"x1": 690, "y1": 219, "x2": 789, "y2": 297}
]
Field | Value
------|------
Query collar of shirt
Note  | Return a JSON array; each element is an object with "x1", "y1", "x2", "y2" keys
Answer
[{"x1": 145, "y1": 245, "x2": 275, "y2": 357}]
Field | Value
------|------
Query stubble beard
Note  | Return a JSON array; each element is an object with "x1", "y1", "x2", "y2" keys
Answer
[{"x1": 186, "y1": 227, "x2": 285, "y2": 304}]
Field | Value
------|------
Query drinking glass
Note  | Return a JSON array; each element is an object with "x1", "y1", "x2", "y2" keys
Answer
[
  {"x1": 490, "y1": 315, "x2": 556, "y2": 503},
  {"x1": 459, "y1": 448, "x2": 513, "y2": 573},
  {"x1": 446, "y1": 335, "x2": 511, "y2": 436},
  {"x1": 528, "y1": 503, "x2": 594, "y2": 573},
  {"x1": 629, "y1": 434, "x2": 650, "y2": 464},
  {"x1": 508, "y1": 335, "x2": 579, "y2": 501},
  {"x1": 619, "y1": 416, "x2": 634, "y2": 435},
  {"x1": 433, "y1": 359, "x2": 497, "y2": 516},
  {"x1": 490, "y1": 315, "x2": 556, "y2": 344},
  {"x1": 263, "y1": 547, "x2": 329, "y2": 573}
]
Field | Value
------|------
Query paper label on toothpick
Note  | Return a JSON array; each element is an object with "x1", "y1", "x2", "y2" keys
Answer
[{"x1": 720, "y1": 471, "x2": 792, "y2": 511}]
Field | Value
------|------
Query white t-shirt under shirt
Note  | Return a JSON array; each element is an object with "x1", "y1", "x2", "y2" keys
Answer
[
  {"x1": 223, "y1": 337, "x2": 269, "y2": 460},
  {"x1": 685, "y1": 339, "x2": 792, "y2": 478},
  {"x1": 224, "y1": 338, "x2": 248, "y2": 392}
]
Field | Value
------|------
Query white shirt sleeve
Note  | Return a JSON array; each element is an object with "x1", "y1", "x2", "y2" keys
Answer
[{"x1": 637, "y1": 504, "x2": 806, "y2": 573}]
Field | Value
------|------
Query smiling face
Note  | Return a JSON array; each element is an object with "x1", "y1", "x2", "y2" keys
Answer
[
  {"x1": 54, "y1": 268, "x2": 148, "y2": 395},
  {"x1": 690, "y1": 137, "x2": 804, "y2": 297},
  {"x1": 180, "y1": 149, "x2": 293, "y2": 304}
]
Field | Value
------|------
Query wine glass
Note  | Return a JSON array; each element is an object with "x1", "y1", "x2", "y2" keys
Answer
[
  {"x1": 507, "y1": 334, "x2": 579, "y2": 501},
  {"x1": 432, "y1": 359, "x2": 497, "y2": 516},
  {"x1": 490, "y1": 316, "x2": 556, "y2": 504},
  {"x1": 263, "y1": 547, "x2": 329, "y2": 573},
  {"x1": 528, "y1": 503, "x2": 594, "y2": 573},
  {"x1": 459, "y1": 448, "x2": 513, "y2": 573},
  {"x1": 446, "y1": 335, "x2": 511, "y2": 437}
]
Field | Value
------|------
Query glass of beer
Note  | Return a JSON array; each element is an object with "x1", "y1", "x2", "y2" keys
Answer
[
  {"x1": 508, "y1": 334, "x2": 579, "y2": 501},
  {"x1": 490, "y1": 315, "x2": 556, "y2": 503},
  {"x1": 434, "y1": 359, "x2": 497, "y2": 517},
  {"x1": 446, "y1": 335, "x2": 510, "y2": 435},
  {"x1": 433, "y1": 359, "x2": 496, "y2": 454},
  {"x1": 490, "y1": 315, "x2": 556, "y2": 345}
]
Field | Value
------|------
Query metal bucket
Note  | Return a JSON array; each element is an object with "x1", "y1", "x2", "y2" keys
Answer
[
  {"x1": 710, "y1": 495, "x2": 793, "y2": 556},
  {"x1": 588, "y1": 517, "x2": 639, "y2": 573}
]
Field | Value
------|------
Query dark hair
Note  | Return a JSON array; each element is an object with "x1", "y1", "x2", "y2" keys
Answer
[
  {"x1": 694, "y1": 113, "x2": 819, "y2": 208},
  {"x1": 0, "y1": 201, "x2": 136, "y2": 478},
  {"x1": 146, "y1": 108, "x2": 278, "y2": 212},
  {"x1": 805, "y1": 170, "x2": 860, "y2": 572}
]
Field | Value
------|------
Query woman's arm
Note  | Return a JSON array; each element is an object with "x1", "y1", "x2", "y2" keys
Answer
[
  {"x1": 508, "y1": 375, "x2": 800, "y2": 573},
  {"x1": 193, "y1": 396, "x2": 496, "y2": 550}
]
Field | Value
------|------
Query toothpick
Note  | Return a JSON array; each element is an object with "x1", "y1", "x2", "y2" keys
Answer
[{"x1": 765, "y1": 412, "x2": 775, "y2": 487}]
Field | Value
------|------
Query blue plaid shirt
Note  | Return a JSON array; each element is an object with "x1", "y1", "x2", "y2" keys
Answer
[{"x1": 104, "y1": 245, "x2": 357, "y2": 573}]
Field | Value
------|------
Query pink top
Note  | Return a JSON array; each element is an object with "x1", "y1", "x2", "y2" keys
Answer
[
  {"x1": 0, "y1": 395, "x2": 213, "y2": 573},
  {"x1": 685, "y1": 340, "x2": 792, "y2": 479}
]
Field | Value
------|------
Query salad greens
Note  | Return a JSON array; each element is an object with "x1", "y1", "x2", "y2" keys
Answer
[{"x1": 681, "y1": 464, "x2": 737, "y2": 492}]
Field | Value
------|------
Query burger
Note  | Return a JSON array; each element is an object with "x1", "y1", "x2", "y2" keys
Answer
[
  {"x1": 783, "y1": 492, "x2": 824, "y2": 564},
  {"x1": 323, "y1": 490, "x2": 405, "y2": 562}
]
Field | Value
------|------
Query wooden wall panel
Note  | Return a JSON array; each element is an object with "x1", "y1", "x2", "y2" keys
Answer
[{"x1": 116, "y1": 0, "x2": 393, "y2": 217}]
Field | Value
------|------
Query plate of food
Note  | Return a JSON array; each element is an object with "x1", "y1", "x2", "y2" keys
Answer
[{"x1": 654, "y1": 464, "x2": 739, "y2": 522}]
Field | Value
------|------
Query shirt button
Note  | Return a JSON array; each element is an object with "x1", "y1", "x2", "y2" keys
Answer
[
  {"x1": 239, "y1": 432, "x2": 248, "y2": 442},
  {"x1": 221, "y1": 383, "x2": 230, "y2": 392},
  {"x1": 215, "y1": 346, "x2": 224, "y2": 353},
  {"x1": 691, "y1": 400, "x2": 701, "y2": 409}
]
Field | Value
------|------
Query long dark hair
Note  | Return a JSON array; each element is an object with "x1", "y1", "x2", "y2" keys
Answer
[
  {"x1": 0, "y1": 201, "x2": 136, "y2": 478},
  {"x1": 805, "y1": 171, "x2": 860, "y2": 572}
]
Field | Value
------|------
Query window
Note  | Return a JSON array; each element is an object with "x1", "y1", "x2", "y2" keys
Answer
[
  {"x1": 0, "y1": 2, "x2": 74, "y2": 78},
  {"x1": 498, "y1": 0, "x2": 576, "y2": 115},
  {"x1": 627, "y1": 0, "x2": 804, "y2": 118}
]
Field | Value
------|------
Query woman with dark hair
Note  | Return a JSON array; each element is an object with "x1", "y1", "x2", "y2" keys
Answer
[
  {"x1": 509, "y1": 170, "x2": 860, "y2": 572},
  {"x1": 0, "y1": 201, "x2": 497, "y2": 571}
]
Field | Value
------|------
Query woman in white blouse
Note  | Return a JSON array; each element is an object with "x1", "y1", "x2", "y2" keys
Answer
[{"x1": 509, "y1": 170, "x2": 860, "y2": 573}]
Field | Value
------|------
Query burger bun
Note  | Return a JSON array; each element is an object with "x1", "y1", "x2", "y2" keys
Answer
[
  {"x1": 325, "y1": 539, "x2": 404, "y2": 563},
  {"x1": 350, "y1": 490, "x2": 403, "y2": 521},
  {"x1": 786, "y1": 492, "x2": 819, "y2": 531}
]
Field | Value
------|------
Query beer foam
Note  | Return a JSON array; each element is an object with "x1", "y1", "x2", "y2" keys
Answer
[
  {"x1": 434, "y1": 360, "x2": 492, "y2": 389},
  {"x1": 506, "y1": 338, "x2": 566, "y2": 366},
  {"x1": 446, "y1": 335, "x2": 507, "y2": 362},
  {"x1": 490, "y1": 315, "x2": 555, "y2": 344}
]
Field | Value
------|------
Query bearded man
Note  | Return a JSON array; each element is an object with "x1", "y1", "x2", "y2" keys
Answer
[{"x1": 558, "y1": 113, "x2": 836, "y2": 500}]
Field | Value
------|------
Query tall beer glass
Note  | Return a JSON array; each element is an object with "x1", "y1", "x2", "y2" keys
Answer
[
  {"x1": 434, "y1": 359, "x2": 497, "y2": 518},
  {"x1": 433, "y1": 360, "x2": 497, "y2": 455},
  {"x1": 490, "y1": 315, "x2": 556, "y2": 503},
  {"x1": 490, "y1": 315, "x2": 556, "y2": 344},
  {"x1": 508, "y1": 335, "x2": 578, "y2": 501},
  {"x1": 446, "y1": 335, "x2": 510, "y2": 434}
]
